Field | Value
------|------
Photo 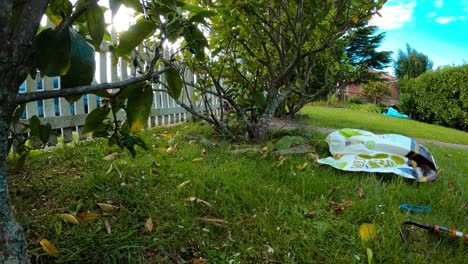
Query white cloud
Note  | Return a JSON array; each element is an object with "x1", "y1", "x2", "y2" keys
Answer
[
  {"x1": 370, "y1": 0, "x2": 416, "y2": 30},
  {"x1": 459, "y1": 16, "x2": 466, "y2": 20},
  {"x1": 428, "y1": 12, "x2": 436, "y2": 17},
  {"x1": 435, "y1": 16, "x2": 457, "y2": 24},
  {"x1": 434, "y1": 0, "x2": 444, "y2": 8}
]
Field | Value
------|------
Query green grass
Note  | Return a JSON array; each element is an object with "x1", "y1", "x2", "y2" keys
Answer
[
  {"x1": 8, "y1": 114, "x2": 468, "y2": 263},
  {"x1": 300, "y1": 105, "x2": 468, "y2": 145}
]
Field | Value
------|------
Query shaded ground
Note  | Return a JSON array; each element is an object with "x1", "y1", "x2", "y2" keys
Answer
[{"x1": 270, "y1": 118, "x2": 468, "y2": 150}]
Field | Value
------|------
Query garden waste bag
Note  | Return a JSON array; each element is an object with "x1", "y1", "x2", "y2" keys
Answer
[{"x1": 317, "y1": 129, "x2": 438, "y2": 182}]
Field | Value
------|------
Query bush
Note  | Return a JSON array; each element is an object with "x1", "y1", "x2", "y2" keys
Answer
[
  {"x1": 398, "y1": 65, "x2": 468, "y2": 130},
  {"x1": 349, "y1": 95, "x2": 362, "y2": 104}
]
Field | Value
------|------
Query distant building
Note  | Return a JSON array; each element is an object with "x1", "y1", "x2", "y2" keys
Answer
[{"x1": 343, "y1": 71, "x2": 399, "y2": 104}]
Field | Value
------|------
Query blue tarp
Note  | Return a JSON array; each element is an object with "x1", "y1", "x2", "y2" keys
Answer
[{"x1": 383, "y1": 107, "x2": 409, "y2": 119}]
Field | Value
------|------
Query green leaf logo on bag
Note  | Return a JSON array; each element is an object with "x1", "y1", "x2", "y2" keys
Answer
[{"x1": 364, "y1": 140, "x2": 376, "y2": 150}]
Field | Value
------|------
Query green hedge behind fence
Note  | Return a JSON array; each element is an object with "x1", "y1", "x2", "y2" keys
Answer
[{"x1": 398, "y1": 64, "x2": 468, "y2": 131}]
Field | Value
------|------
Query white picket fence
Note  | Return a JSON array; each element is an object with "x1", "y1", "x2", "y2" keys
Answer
[{"x1": 17, "y1": 50, "x2": 220, "y2": 144}]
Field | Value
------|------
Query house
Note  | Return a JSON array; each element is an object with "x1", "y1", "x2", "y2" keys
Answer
[{"x1": 342, "y1": 71, "x2": 399, "y2": 104}]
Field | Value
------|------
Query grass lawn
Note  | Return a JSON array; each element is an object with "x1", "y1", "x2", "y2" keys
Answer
[
  {"x1": 8, "y1": 109, "x2": 468, "y2": 263},
  {"x1": 300, "y1": 105, "x2": 468, "y2": 145}
]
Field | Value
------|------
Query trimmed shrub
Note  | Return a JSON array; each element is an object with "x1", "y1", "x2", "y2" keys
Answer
[{"x1": 398, "y1": 65, "x2": 468, "y2": 130}]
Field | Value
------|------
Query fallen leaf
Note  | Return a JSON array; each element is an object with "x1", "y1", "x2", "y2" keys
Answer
[
  {"x1": 227, "y1": 230, "x2": 236, "y2": 242},
  {"x1": 188, "y1": 140, "x2": 197, "y2": 145},
  {"x1": 40, "y1": 239, "x2": 58, "y2": 256},
  {"x1": 276, "y1": 157, "x2": 288, "y2": 167},
  {"x1": 164, "y1": 134, "x2": 172, "y2": 140},
  {"x1": 329, "y1": 200, "x2": 354, "y2": 213},
  {"x1": 296, "y1": 162, "x2": 309, "y2": 171},
  {"x1": 359, "y1": 223, "x2": 376, "y2": 241},
  {"x1": 173, "y1": 144, "x2": 178, "y2": 153},
  {"x1": 166, "y1": 145, "x2": 173, "y2": 153},
  {"x1": 192, "y1": 258, "x2": 208, "y2": 264},
  {"x1": 236, "y1": 215, "x2": 256, "y2": 225},
  {"x1": 327, "y1": 187, "x2": 337, "y2": 197},
  {"x1": 303, "y1": 211, "x2": 316, "y2": 218},
  {"x1": 277, "y1": 155, "x2": 285, "y2": 161},
  {"x1": 308, "y1": 153, "x2": 319, "y2": 164},
  {"x1": 105, "y1": 220, "x2": 112, "y2": 234},
  {"x1": 358, "y1": 187, "x2": 365, "y2": 199},
  {"x1": 145, "y1": 217, "x2": 154, "y2": 233},
  {"x1": 76, "y1": 212, "x2": 99, "y2": 223},
  {"x1": 103, "y1": 152, "x2": 119, "y2": 161},
  {"x1": 445, "y1": 153, "x2": 454, "y2": 158},
  {"x1": 192, "y1": 157, "x2": 205, "y2": 163},
  {"x1": 59, "y1": 213, "x2": 80, "y2": 225},
  {"x1": 201, "y1": 148, "x2": 206, "y2": 157},
  {"x1": 177, "y1": 180, "x2": 191, "y2": 189},
  {"x1": 186, "y1": 197, "x2": 212, "y2": 208},
  {"x1": 197, "y1": 218, "x2": 230, "y2": 227},
  {"x1": 97, "y1": 203, "x2": 119, "y2": 213}
]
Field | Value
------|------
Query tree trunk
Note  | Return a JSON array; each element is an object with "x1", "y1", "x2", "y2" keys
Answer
[{"x1": 0, "y1": 95, "x2": 29, "y2": 263}]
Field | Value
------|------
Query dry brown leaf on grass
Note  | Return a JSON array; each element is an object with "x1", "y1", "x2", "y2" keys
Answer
[
  {"x1": 186, "y1": 197, "x2": 212, "y2": 208},
  {"x1": 303, "y1": 211, "x2": 316, "y2": 218},
  {"x1": 59, "y1": 213, "x2": 80, "y2": 225},
  {"x1": 177, "y1": 180, "x2": 191, "y2": 189},
  {"x1": 103, "y1": 152, "x2": 119, "y2": 161},
  {"x1": 296, "y1": 162, "x2": 309, "y2": 171},
  {"x1": 40, "y1": 239, "x2": 58, "y2": 256},
  {"x1": 201, "y1": 148, "x2": 207, "y2": 157},
  {"x1": 329, "y1": 200, "x2": 354, "y2": 213},
  {"x1": 97, "y1": 203, "x2": 119, "y2": 213},
  {"x1": 145, "y1": 217, "x2": 154, "y2": 233},
  {"x1": 192, "y1": 157, "x2": 205, "y2": 163},
  {"x1": 236, "y1": 215, "x2": 257, "y2": 225},
  {"x1": 327, "y1": 187, "x2": 337, "y2": 197},
  {"x1": 105, "y1": 220, "x2": 112, "y2": 234},
  {"x1": 359, "y1": 223, "x2": 376, "y2": 241},
  {"x1": 76, "y1": 212, "x2": 99, "y2": 223},
  {"x1": 197, "y1": 218, "x2": 230, "y2": 226},
  {"x1": 358, "y1": 187, "x2": 365, "y2": 199}
]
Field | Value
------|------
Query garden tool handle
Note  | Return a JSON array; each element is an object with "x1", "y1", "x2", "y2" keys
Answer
[{"x1": 433, "y1": 225, "x2": 468, "y2": 243}]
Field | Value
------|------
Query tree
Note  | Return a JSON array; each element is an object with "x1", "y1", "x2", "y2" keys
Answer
[
  {"x1": 394, "y1": 43, "x2": 433, "y2": 78},
  {"x1": 173, "y1": 0, "x2": 384, "y2": 142},
  {"x1": 361, "y1": 81, "x2": 391, "y2": 104},
  {"x1": 1, "y1": 0, "x2": 214, "y2": 261},
  {"x1": 345, "y1": 24, "x2": 392, "y2": 82}
]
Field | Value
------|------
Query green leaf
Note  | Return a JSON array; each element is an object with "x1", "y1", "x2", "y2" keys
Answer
[
  {"x1": 60, "y1": 28, "x2": 96, "y2": 102},
  {"x1": 182, "y1": 3, "x2": 205, "y2": 13},
  {"x1": 116, "y1": 20, "x2": 156, "y2": 56},
  {"x1": 45, "y1": 0, "x2": 73, "y2": 26},
  {"x1": 366, "y1": 248, "x2": 373, "y2": 264},
  {"x1": 109, "y1": 0, "x2": 122, "y2": 15},
  {"x1": 12, "y1": 104, "x2": 26, "y2": 124},
  {"x1": 39, "y1": 123, "x2": 52, "y2": 144},
  {"x1": 33, "y1": 27, "x2": 71, "y2": 76},
  {"x1": 275, "y1": 136, "x2": 305, "y2": 150},
  {"x1": 121, "y1": 0, "x2": 144, "y2": 13},
  {"x1": 189, "y1": 11, "x2": 217, "y2": 24},
  {"x1": 29, "y1": 116, "x2": 41, "y2": 137},
  {"x1": 83, "y1": 107, "x2": 110, "y2": 134},
  {"x1": 164, "y1": 67, "x2": 182, "y2": 99},
  {"x1": 86, "y1": 4, "x2": 105, "y2": 47},
  {"x1": 126, "y1": 83, "x2": 154, "y2": 132}
]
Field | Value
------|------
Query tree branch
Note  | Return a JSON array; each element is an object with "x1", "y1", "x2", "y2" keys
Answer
[
  {"x1": 57, "y1": 0, "x2": 99, "y2": 32},
  {"x1": 15, "y1": 71, "x2": 163, "y2": 104}
]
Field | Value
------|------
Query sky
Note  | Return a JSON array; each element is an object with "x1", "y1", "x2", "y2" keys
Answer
[{"x1": 370, "y1": 0, "x2": 468, "y2": 74}]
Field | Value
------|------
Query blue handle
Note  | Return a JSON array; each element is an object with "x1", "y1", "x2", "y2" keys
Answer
[{"x1": 399, "y1": 204, "x2": 432, "y2": 213}]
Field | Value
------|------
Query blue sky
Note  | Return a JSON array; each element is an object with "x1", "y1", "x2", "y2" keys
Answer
[{"x1": 370, "y1": 0, "x2": 468, "y2": 74}]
